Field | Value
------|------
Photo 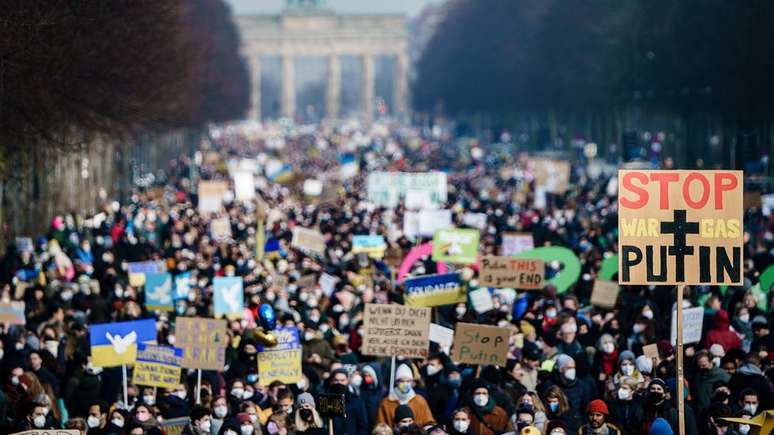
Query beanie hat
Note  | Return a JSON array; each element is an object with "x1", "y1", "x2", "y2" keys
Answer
[
  {"x1": 556, "y1": 354, "x2": 574, "y2": 370},
  {"x1": 618, "y1": 350, "x2": 636, "y2": 365},
  {"x1": 650, "y1": 378, "x2": 668, "y2": 391},
  {"x1": 636, "y1": 355, "x2": 654, "y2": 375},
  {"x1": 395, "y1": 364, "x2": 413, "y2": 381},
  {"x1": 471, "y1": 378, "x2": 490, "y2": 393},
  {"x1": 709, "y1": 344, "x2": 725, "y2": 357},
  {"x1": 587, "y1": 399, "x2": 609, "y2": 416},
  {"x1": 296, "y1": 392, "x2": 315, "y2": 408},
  {"x1": 657, "y1": 340, "x2": 674, "y2": 358},
  {"x1": 394, "y1": 404, "x2": 414, "y2": 421},
  {"x1": 650, "y1": 417, "x2": 674, "y2": 435}
]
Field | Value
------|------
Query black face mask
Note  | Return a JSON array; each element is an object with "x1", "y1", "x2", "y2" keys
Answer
[
  {"x1": 299, "y1": 408, "x2": 313, "y2": 422},
  {"x1": 648, "y1": 391, "x2": 664, "y2": 405}
]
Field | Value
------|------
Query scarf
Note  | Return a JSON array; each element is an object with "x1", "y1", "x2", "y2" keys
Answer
[{"x1": 389, "y1": 387, "x2": 416, "y2": 405}]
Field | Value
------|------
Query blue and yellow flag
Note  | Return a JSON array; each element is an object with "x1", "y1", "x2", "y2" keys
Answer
[{"x1": 89, "y1": 319, "x2": 156, "y2": 367}]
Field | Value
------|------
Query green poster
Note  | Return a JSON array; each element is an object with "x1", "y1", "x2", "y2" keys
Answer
[{"x1": 432, "y1": 228, "x2": 480, "y2": 264}]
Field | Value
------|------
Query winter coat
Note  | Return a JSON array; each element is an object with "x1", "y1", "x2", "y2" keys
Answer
[
  {"x1": 375, "y1": 394, "x2": 435, "y2": 428},
  {"x1": 607, "y1": 398, "x2": 644, "y2": 435},
  {"x1": 729, "y1": 363, "x2": 773, "y2": 409},
  {"x1": 704, "y1": 310, "x2": 742, "y2": 352},
  {"x1": 691, "y1": 367, "x2": 730, "y2": 413}
]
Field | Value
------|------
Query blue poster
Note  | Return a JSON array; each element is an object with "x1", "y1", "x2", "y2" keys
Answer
[
  {"x1": 213, "y1": 276, "x2": 244, "y2": 318},
  {"x1": 145, "y1": 272, "x2": 173, "y2": 311},
  {"x1": 404, "y1": 272, "x2": 465, "y2": 307}
]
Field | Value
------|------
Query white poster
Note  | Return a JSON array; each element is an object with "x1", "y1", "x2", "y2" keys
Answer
[
  {"x1": 670, "y1": 306, "x2": 704, "y2": 345},
  {"x1": 233, "y1": 171, "x2": 256, "y2": 201}
]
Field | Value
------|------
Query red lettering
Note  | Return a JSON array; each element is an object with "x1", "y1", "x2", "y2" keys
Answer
[
  {"x1": 714, "y1": 172, "x2": 737, "y2": 210},
  {"x1": 649, "y1": 172, "x2": 680, "y2": 209},
  {"x1": 620, "y1": 172, "x2": 649, "y2": 209},
  {"x1": 682, "y1": 172, "x2": 710, "y2": 208}
]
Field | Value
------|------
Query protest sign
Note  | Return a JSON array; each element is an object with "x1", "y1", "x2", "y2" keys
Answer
[
  {"x1": 469, "y1": 288, "x2": 495, "y2": 314},
  {"x1": 213, "y1": 277, "x2": 244, "y2": 319},
  {"x1": 132, "y1": 343, "x2": 183, "y2": 389},
  {"x1": 12, "y1": 431, "x2": 80, "y2": 435},
  {"x1": 318, "y1": 273, "x2": 339, "y2": 297},
  {"x1": 89, "y1": 318, "x2": 156, "y2": 367},
  {"x1": 0, "y1": 301, "x2": 25, "y2": 325},
  {"x1": 590, "y1": 280, "x2": 619, "y2": 309},
  {"x1": 210, "y1": 218, "x2": 232, "y2": 241},
  {"x1": 160, "y1": 417, "x2": 190, "y2": 435},
  {"x1": 127, "y1": 260, "x2": 163, "y2": 288},
  {"x1": 429, "y1": 323, "x2": 454, "y2": 353},
  {"x1": 175, "y1": 317, "x2": 228, "y2": 370},
  {"x1": 174, "y1": 272, "x2": 191, "y2": 300},
  {"x1": 670, "y1": 306, "x2": 704, "y2": 345},
  {"x1": 479, "y1": 257, "x2": 544, "y2": 289},
  {"x1": 144, "y1": 272, "x2": 173, "y2": 311},
  {"x1": 303, "y1": 179, "x2": 324, "y2": 197},
  {"x1": 291, "y1": 227, "x2": 326, "y2": 257},
  {"x1": 419, "y1": 209, "x2": 453, "y2": 237},
  {"x1": 643, "y1": 343, "x2": 659, "y2": 361},
  {"x1": 352, "y1": 235, "x2": 387, "y2": 258},
  {"x1": 296, "y1": 274, "x2": 318, "y2": 290},
  {"x1": 367, "y1": 172, "x2": 447, "y2": 208},
  {"x1": 432, "y1": 228, "x2": 479, "y2": 264},
  {"x1": 501, "y1": 233, "x2": 534, "y2": 256},
  {"x1": 618, "y1": 170, "x2": 743, "y2": 285},
  {"x1": 233, "y1": 171, "x2": 256, "y2": 201},
  {"x1": 257, "y1": 327, "x2": 302, "y2": 385},
  {"x1": 462, "y1": 212, "x2": 488, "y2": 230},
  {"x1": 763, "y1": 193, "x2": 774, "y2": 216},
  {"x1": 317, "y1": 393, "x2": 346, "y2": 418},
  {"x1": 405, "y1": 189, "x2": 434, "y2": 210},
  {"x1": 198, "y1": 180, "x2": 229, "y2": 213},
  {"x1": 451, "y1": 323, "x2": 511, "y2": 366},
  {"x1": 533, "y1": 158, "x2": 571, "y2": 193},
  {"x1": 361, "y1": 304, "x2": 431, "y2": 358},
  {"x1": 404, "y1": 273, "x2": 465, "y2": 307}
]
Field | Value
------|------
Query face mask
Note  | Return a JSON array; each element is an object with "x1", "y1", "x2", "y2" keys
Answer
[
  {"x1": 633, "y1": 324, "x2": 644, "y2": 334},
  {"x1": 11, "y1": 376, "x2": 19, "y2": 386},
  {"x1": 299, "y1": 408, "x2": 313, "y2": 421},
  {"x1": 744, "y1": 404, "x2": 758, "y2": 415},
  {"x1": 549, "y1": 402, "x2": 559, "y2": 413},
  {"x1": 618, "y1": 388, "x2": 631, "y2": 400},
  {"x1": 15, "y1": 342, "x2": 24, "y2": 351},
  {"x1": 44, "y1": 341, "x2": 58, "y2": 356},
  {"x1": 111, "y1": 418, "x2": 124, "y2": 428},
  {"x1": 602, "y1": 342, "x2": 615, "y2": 354},
  {"x1": 249, "y1": 414, "x2": 257, "y2": 424},
  {"x1": 266, "y1": 422, "x2": 279, "y2": 435},
  {"x1": 621, "y1": 365, "x2": 634, "y2": 376},
  {"x1": 740, "y1": 314, "x2": 750, "y2": 323},
  {"x1": 175, "y1": 390, "x2": 187, "y2": 400},
  {"x1": 144, "y1": 395, "x2": 156, "y2": 406},
  {"x1": 33, "y1": 415, "x2": 46, "y2": 428},
  {"x1": 447, "y1": 376, "x2": 461, "y2": 388},
  {"x1": 473, "y1": 394, "x2": 488, "y2": 407},
  {"x1": 214, "y1": 405, "x2": 228, "y2": 418},
  {"x1": 225, "y1": 430, "x2": 238, "y2": 435},
  {"x1": 231, "y1": 388, "x2": 244, "y2": 398},
  {"x1": 453, "y1": 420, "x2": 470, "y2": 433},
  {"x1": 546, "y1": 309, "x2": 557, "y2": 319},
  {"x1": 648, "y1": 391, "x2": 664, "y2": 405},
  {"x1": 426, "y1": 364, "x2": 440, "y2": 376},
  {"x1": 739, "y1": 424, "x2": 750, "y2": 435},
  {"x1": 87, "y1": 415, "x2": 101, "y2": 428},
  {"x1": 397, "y1": 383, "x2": 412, "y2": 395},
  {"x1": 713, "y1": 357, "x2": 721, "y2": 367},
  {"x1": 564, "y1": 368, "x2": 576, "y2": 381},
  {"x1": 455, "y1": 306, "x2": 466, "y2": 317},
  {"x1": 243, "y1": 390, "x2": 253, "y2": 400},
  {"x1": 304, "y1": 332, "x2": 315, "y2": 342},
  {"x1": 199, "y1": 420, "x2": 211, "y2": 432},
  {"x1": 351, "y1": 375, "x2": 362, "y2": 387},
  {"x1": 137, "y1": 412, "x2": 151, "y2": 422},
  {"x1": 642, "y1": 309, "x2": 654, "y2": 319},
  {"x1": 241, "y1": 425, "x2": 255, "y2": 435}
]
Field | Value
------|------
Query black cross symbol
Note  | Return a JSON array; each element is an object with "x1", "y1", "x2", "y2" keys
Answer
[{"x1": 661, "y1": 209, "x2": 700, "y2": 282}]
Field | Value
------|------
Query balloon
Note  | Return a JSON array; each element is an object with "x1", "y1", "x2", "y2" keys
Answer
[
  {"x1": 258, "y1": 303, "x2": 276, "y2": 331},
  {"x1": 599, "y1": 255, "x2": 618, "y2": 281}
]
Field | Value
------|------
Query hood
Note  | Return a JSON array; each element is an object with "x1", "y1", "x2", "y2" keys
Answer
[
  {"x1": 713, "y1": 310, "x2": 731, "y2": 330},
  {"x1": 737, "y1": 362, "x2": 763, "y2": 376},
  {"x1": 361, "y1": 364, "x2": 379, "y2": 388}
]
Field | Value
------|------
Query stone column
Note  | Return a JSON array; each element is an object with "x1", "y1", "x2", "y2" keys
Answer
[
  {"x1": 393, "y1": 51, "x2": 409, "y2": 116},
  {"x1": 281, "y1": 54, "x2": 295, "y2": 119},
  {"x1": 361, "y1": 53, "x2": 375, "y2": 121},
  {"x1": 248, "y1": 55, "x2": 261, "y2": 120},
  {"x1": 326, "y1": 55, "x2": 341, "y2": 119}
]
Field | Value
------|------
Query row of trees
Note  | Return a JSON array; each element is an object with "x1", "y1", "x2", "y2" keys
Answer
[{"x1": 0, "y1": 0, "x2": 249, "y2": 149}]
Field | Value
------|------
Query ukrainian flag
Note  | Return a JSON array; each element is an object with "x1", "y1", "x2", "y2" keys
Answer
[
  {"x1": 89, "y1": 319, "x2": 157, "y2": 367},
  {"x1": 268, "y1": 164, "x2": 294, "y2": 184}
]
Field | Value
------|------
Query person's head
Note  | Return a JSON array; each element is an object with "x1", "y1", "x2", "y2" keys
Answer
[
  {"x1": 518, "y1": 392, "x2": 545, "y2": 413},
  {"x1": 514, "y1": 404, "x2": 535, "y2": 427},
  {"x1": 331, "y1": 368, "x2": 349, "y2": 387},
  {"x1": 109, "y1": 409, "x2": 127, "y2": 429},
  {"x1": 276, "y1": 388, "x2": 294, "y2": 414},
  {"x1": 372, "y1": 423, "x2": 393, "y2": 435},
  {"x1": 425, "y1": 354, "x2": 444, "y2": 377},
  {"x1": 740, "y1": 389, "x2": 759, "y2": 415},
  {"x1": 296, "y1": 392, "x2": 316, "y2": 423},
  {"x1": 559, "y1": 322, "x2": 576, "y2": 344},
  {"x1": 618, "y1": 351, "x2": 636, "y2": 376},
  {"x1": 617, "y1": 378, "x2": 636, "y2": 401},
  {"x1": 190, "y1": 405, "x2": 210, "y2": 432},
  {"x1": 544, "y1": 386, "x2": 569, "y2": 415},
  {"x1": 134, "y1": 404, "x2": 154, "y2": 423},
  {"x1": 29, "y1": 351, "x2": 43, "y2": 371},
  {"x1": 545, "y1": 419, "x2": 569, "y2": 435},
  {"x1": 556, "y1": 354, "x2": 576, "y2": 382},
  {"x1": 65, "y1": 417, "x2": 87, "y2": 435},
  {"x1": 598, "y1": 334, "x2": 616, "y2": 354},
  {"x1": 721, "y1": 355, "x2": 737, "y2": 375},
  {"x1": 695, "y1": 350, "x2": 713, "y2": 371},
  {"x1": 648, "y1": 378, "x2": 667, "y2": 406},
  {"x1": 28, "y1": 402, "x2": 48, "y2": 428},
  {"x1": 394, "y1": 404, "x2": 414, "y2": 428},
  {"x1": 452, "y1": 407, "x2": 472, "y2": 434},
  {"x1": 87, "y1": 401, "x2": 108, "y2": 429},
  {"x1": 395, "y1": 364, "x2": 414, "y2": 394},
  {"x1": 587, "y1": 400, "x2": 609, "y2": 429},
  {"x1": 212, "y1": 395, "x2": 229, "y2": 419}
]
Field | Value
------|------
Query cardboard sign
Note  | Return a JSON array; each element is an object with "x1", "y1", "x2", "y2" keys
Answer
[
  {"x1": 257, "y1": 327, "x2": 302, "y2": 385},
  {"x1": 469, "y1": 288, "x2": 495, "y2": 313},
  {"x1": 404, "y1": 209, "x2": 453, "y2": 240},
  {"x1": 670, "y1": 306, "x2": 704, "y2": 345},
  {"x1": 144, "y1": 272, "x2": 173, "y2": 311},
  {"x1": 501, "y1": 233, "x2": 534, "y2": 256},
  {"x1": 213, "y1": 277, "x2": 244, "y2": 319},
  {"x1": 89, "y1": 319, "x2": 156, "y2": 367},
  {"x1": 643, "y1": 343, "x2": 659, "y2": 361},
  {"x1": 132, "y1": 343, "x2": 183, "y2": 389},
  {"x1": 533, "y1": 159, "x2": 571, "y2": 193},
  {"x1": 233, "y1": 171, "x2": 256, "y2": 201},
  {"x1": 590, "y1": 280, "x2": 619, "y2": 309},
  {"x1": 429, "y1": 323, "x2": 454, "y2": 353},
  {"x1": 0, "y1": 301, "x2": 25, "y2": 325},
  {"x1": 404, "y1": 273, "x2": 465, "y2": 307},
  {"x1": 618, "y1": 170, "x2": 743, "y2": 285},
  {"x1": 12, "y1": 431, "x2": 80, "y2": 435},
  {"x1": 210, "y1": 218, "x2": 232, "y2": 241},
  {"x1": 318, "y1": 273, "x2": 339, "y2": 297},
  {"x1": 198, "y1": 180, "x2": 229, "y2": 213},
  {"x1": 291, "y1": 227, "x2": 326, "y2": 257},
  {"x1": 361, "y1": 304, "x2": 431, "y2": 358},
  {"x1": 451, "y1": 323, "x2": 511, "y2": 366},
  {"x1": 175, "y1": 317, "x2": 228, "y2": 370},
  {"x1": 352, "y1": 235, "x2": 386, "y2": 258},
  {"x1": 479, "y1": 257, "x2": 544, "y2": 289},
  {"x1": 432, "y1": 228, "x2": 480, "y2": 264},
  {"x1": 317, "y1": 393, "x2": 346, "y2": 418},
  {"x1": 368, "y1": 172, "x2": 447, "y2": 208}
]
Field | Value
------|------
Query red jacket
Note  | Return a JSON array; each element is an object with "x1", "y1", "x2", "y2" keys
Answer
[{"x1": 704, "y1": 310, "x2": 742, "y2": 352}]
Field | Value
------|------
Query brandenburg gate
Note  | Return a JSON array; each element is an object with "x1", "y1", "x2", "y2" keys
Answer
[{"x1": 235, "y1": 1, "x2": 409, "y2": 120}]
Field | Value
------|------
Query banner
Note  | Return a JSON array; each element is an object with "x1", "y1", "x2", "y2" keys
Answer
[
  {"x1": 479, "y1": 257, "x2": 544, "y2": 290},
  {"x1": 132, "y1": 343, "x2": 183, "y2": 389},
  {"x1": 618, "y1": 170, "x2": 743, "y2": 285},
  {"x1": 317, "y1": 393, "x2": 346, "y2": 418},
  {"x1": 462, "y1": 212, "x2": 488, "y2": 230},
  {"x1": 127, "y1": 260, "x2": 164, "y2": 288},
  {"x1": 233, "y1": 171, "x2": 256, "y2": 201},
  {"x1": 533, "y1": 159, "x2": 571, "y2": 193},
  {"x1": 367, "y1": 172, "x2": 447, "y2": 208},
  {"x1": 175, "y1": 317, "x2": 228, "y2": 370},
  {"x1": 144, "y1": 272, "x2": 173, "y2": 311},
  {"x1": 501, "y1": 233, "x2": 534, "y2": 256},
  {"x1": 361, "y1": 304, "x2": 431, "y2": 358},
  {"x1": 12, "y1": 431, "x2": 80, "y2": 435},
  {"x1": 174, "y1": 272, "x2": 191, "y2": 301},
  {"x1": 404, "y1": 273, "x2": 465, "y2": 307},
  {"x1": 291, "y1": 227, "x2": 326, "y2": 257},
  {"x1": 670, "y1": 306, "x2": 704, "y2": 345},
  {"x1": 89, "y1": 319, "x2": 156, "y2": 367},
  {"x1": 213, "y1": 277, "x2": 244, "y2": 319},
  {"x1": 198, "y1": 180, "x2": 229, "y2": 213},
  {"x1": 429, "y1": 323, "x2": 454, "y2": 353},
  {"x1": 403, "y1": 209, "x2": 453, "y2": 240},
  {"x1": 352, "y1": 235, "x2": 387, "y2": 258},
  {"x1": 257, "y1": 327, "x2": 302, "y2": 385},
  {"x1": 160, "y1": 417, "x2": 190, "y2": 435},
  {"x1": 451, "y1": 323, "x2": 511, "y2": 366},
  {"x1": 0, "y1": 301, "x2": 25, "y2": 325},
  {"x1": 432, "y1": 228, "x2": 479, "y2": 264}
]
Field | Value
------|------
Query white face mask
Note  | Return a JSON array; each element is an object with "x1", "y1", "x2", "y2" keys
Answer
[
  {"x1": 633, "y1": 324, "x2": 644, "y2": 334},
  {"x1": 214, "y1": 405, "x2": 228, "y2": 418},
  {"x1": 231, "y1": 388, "x2": 244, "y2": 398},
  {"x1": 740, "y1": 314, "x2": 750, "y2": 323},
  {"x1": 144, "y1": 395, "x2": 156, "y2": 406},
  {"x1": 564, "y1": 368, "x2": 576, "y2": 381},
  {"x1": 473, "y1": 394, "x2": 488, "y2": 407},
  {"x1": 642, "y1": 309, "x2": 654, "y2": 319},
  {"x1": 33, "y1": 415, "x2": 46, "y2": 428},
  {"x1": 426, "y1": 364, "x2": 440, "y2": 376},
  {"x1": 87, "y1": 415, "x2": 101, "y2": 428},
  {"x1": 454, "y1": 420, "x2": 470, "y2": 433},
  {"x1": 744, "y1": 404, "x2": 758, "y2": 415},
  {"x1": 111, "y1": 418, "x2": 124, "y2": 428},
  {"x1": 199, "y1": 420, "x2": 211, "y2": 432},
  {"x1": 11, "y1": 376, "x2": 19, "y2": 386},
  {"x1": 351, "y1": 375, "x2": 362, "y2": 388},
  {"x1": 175, "y1": 390, "x2": 187, "y2": 400},
  {"x1": 241, "y1": 425, "x2": 255, "y2": 435},
  {"x1": 621, "y1": 365, "x2": 634, "y2": 376},
  {"x1": 618, "y1": 388, "x2": 631, "y2": 400},
  {"x1": 602, "y1": 342, "x2": 615, "y2": 354},
  {"x1": 739, "y1": 424, "x2": 750, "y2": 435}
]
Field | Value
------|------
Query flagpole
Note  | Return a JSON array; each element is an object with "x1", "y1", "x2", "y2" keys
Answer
[
  {"x1": 122, "y1": 364, "x2": 129, "y2": 408},
  {"x1": 196, "y1": 369, "x2": 202, "y2": 404}
]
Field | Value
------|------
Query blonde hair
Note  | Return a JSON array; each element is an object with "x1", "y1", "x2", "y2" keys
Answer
[
  {"x1": 544, "y1": 385, "x2": 570, "y2": 415},
  {"x1": 372, "y1": 423, "x2": 393, "y2": 435}
]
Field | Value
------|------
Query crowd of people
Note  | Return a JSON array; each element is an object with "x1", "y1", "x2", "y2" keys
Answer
[{"x1": 0, "y1": 120, "x2": 772, "y2": 435}]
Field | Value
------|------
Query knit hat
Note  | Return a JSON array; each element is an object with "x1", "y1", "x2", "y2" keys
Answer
[
  {"x1": 618, "y1": 350, "x2": 636, "y2": 365},
  {"x1": 556, "y1": 354, "x2": 574, "y2": 370},
  {"x1": 395, "y1": 364, "x2": 413, "y2": 381},
  {"x1": 636, "y1": 355, "x2": 653, "y2": 375},
  {"x1": 709, "y1": 344, "x2": 725, "y2": 357},
  {"x1": 649, "y1": 378, "x2": 668, "y2": 391},
  {"x1": 657, "y1": 340, "x2": 674, "y2": 358},
  {"x1": 522, "y1": 341, "x2": 543, "y2": 361},
  {"x1": 296, "y1": 392, "x2": 315, "y2": 408},
  {"x1": 650, "y1": 417, "x2": 674, "y2": 435},
  {"x1": 394, "y1": 404, "x2": 414, "y2": 421},
  {"x1": 587, "y1": 399, "x2": 609, "y2": 416}
]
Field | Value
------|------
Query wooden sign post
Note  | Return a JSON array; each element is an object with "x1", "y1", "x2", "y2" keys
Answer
[{"x1": 618, "y1": 170, "x2": 743, "y2": 435}]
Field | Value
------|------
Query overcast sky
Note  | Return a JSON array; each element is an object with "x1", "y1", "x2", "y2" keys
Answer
[{"x1": 225, "y1": 0, "x2": 442, "y2": 17}]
